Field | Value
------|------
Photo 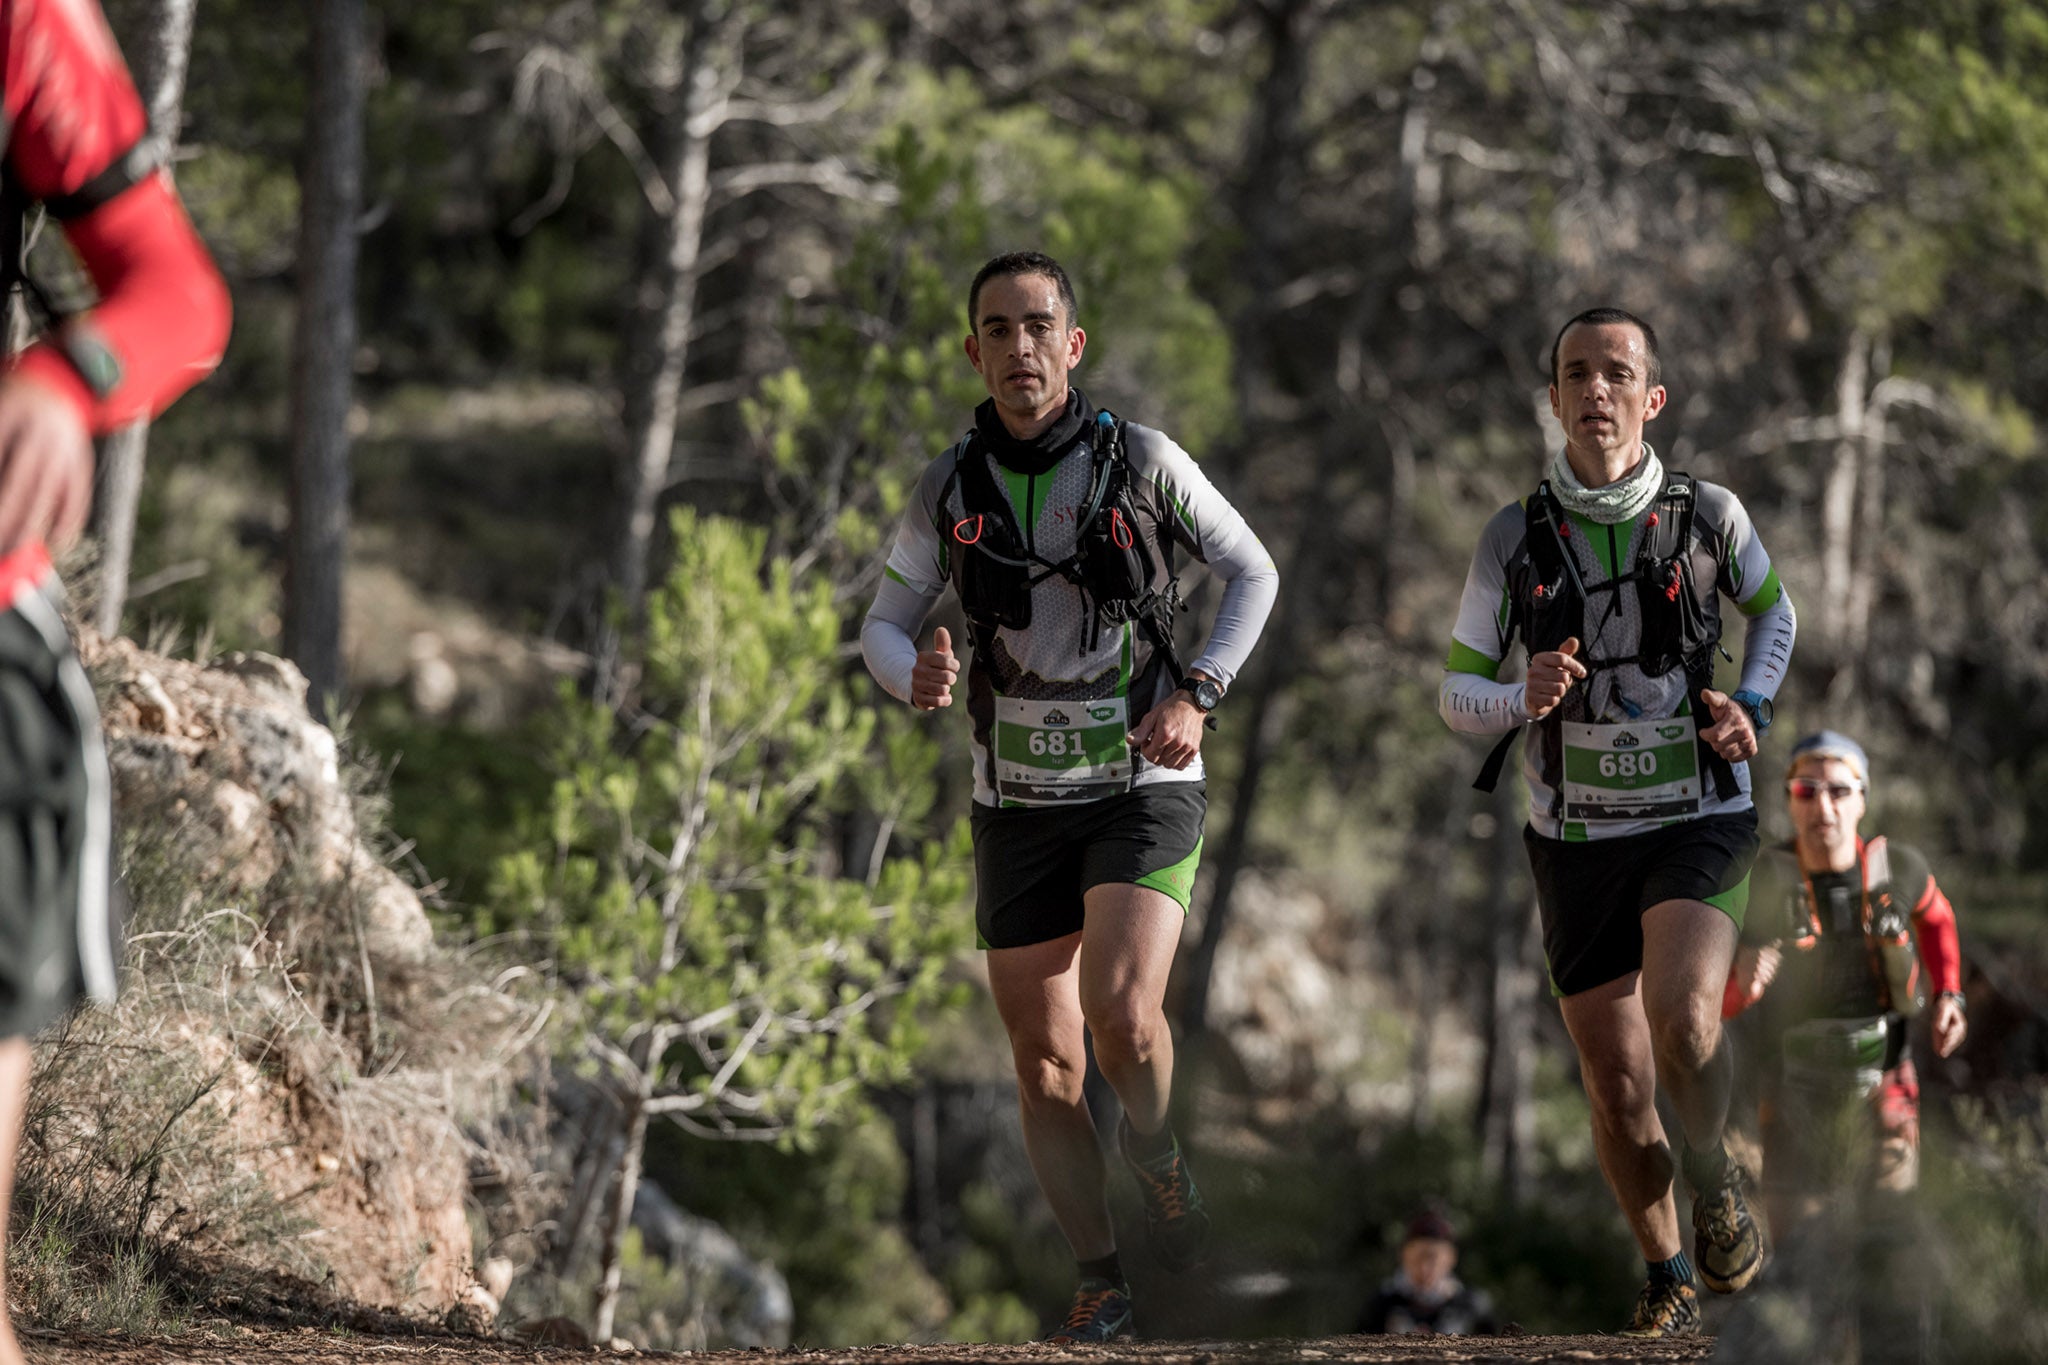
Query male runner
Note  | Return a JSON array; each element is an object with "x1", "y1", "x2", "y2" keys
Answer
[
  {"x1": 0, "y1": 3, "x2": 231, "y2": 1360},
  {"x1": 1440, "y1": 307, "x2": 1795, "y2": 1336},
  {"x1": 1725, "y1": 730, "x2": 1965, "y2": 1225},
  {"x1": 862, "y1": 251, "x2": 1277, "y2": 1342}
]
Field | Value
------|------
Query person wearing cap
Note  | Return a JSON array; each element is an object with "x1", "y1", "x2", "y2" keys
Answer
[
  {"x1": 1357, "y1": 1210, "x2": 1499, "y2": 1336},
  {"x1": 1724, "y1": 730, "x2": 1965, "y2": 1222}
]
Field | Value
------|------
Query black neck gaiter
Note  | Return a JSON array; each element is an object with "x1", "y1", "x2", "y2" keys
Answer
[{"x1": 974, "y1": 388, "x2": 1094, "y2": 476}]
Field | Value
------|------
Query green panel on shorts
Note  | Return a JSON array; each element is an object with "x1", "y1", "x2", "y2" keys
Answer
[
  {"x1": 1704, "y1": 872, "x2": 1750, "y2": 930},
  {"x1": 1135, "y1": 835, "x2": 1204, "y2": 910}
]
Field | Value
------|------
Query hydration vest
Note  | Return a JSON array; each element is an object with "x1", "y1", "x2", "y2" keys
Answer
[
  {"x1": 1474, "y1": 474, "x2": 1737, "y2": 803},
  {"x1": 1771, "y1": 837, "x2": 1927, "y2": 1018},
  {"x1": 940, "y1": 408, "x2": 1188, "y2": 679}
]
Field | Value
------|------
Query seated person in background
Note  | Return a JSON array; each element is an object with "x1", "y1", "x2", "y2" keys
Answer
[{"x1": 1357, "y1": 1210, "x2": 1498, "y2": 1336}]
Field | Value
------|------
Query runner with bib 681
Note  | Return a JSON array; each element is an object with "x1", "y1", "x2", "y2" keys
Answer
[
  {"x1": 861, "y1": 252, "x2": 1277, "y2": 1344},
  {"x1": 1440, "y1": 308, "x2": 1796, "y2": 1338}
]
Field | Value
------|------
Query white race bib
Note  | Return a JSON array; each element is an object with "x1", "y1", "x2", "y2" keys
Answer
[
  {"x1": 1560, "y1": 716, "x2": 1703, "y2": 821},
  {"x1": 993, "y1": 696, "x2": 1132, "y2": 806}
]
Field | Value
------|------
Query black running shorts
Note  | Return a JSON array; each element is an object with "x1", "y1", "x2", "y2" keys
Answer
[
  {"x1": 0, "y1": 580, "x2": 118, "y2": 1038},
  {"x1": 969, "y1": 781, "x2": 1205, "y2": 950},
  {"x1": 1524, "y1": 808, "x2": 1758, "y2": 998}
]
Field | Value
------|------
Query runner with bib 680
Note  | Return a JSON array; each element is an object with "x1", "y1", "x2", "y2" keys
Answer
[
  {"x1": 861, "y1": 252, "x2": 1277, "y2": 1344},
  {"x1": 1440, "y1": 308, "x2": 1795, "y2": 1338}
]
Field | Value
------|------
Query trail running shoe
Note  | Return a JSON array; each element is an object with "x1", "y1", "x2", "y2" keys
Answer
[
  {"x1": 1118, "y1": 1116, "x2": 1211, "y2": 1271},
  {"x1": 1692, "y1": 1160, "x2": 1766, "y2": 1294},
  {"x1": 1621, "y1": 1277, "x2": 1702, "y2": 1338},
  {"x1": 1045, "y1": 1277, "x2": 1133, "y2": 1344}
]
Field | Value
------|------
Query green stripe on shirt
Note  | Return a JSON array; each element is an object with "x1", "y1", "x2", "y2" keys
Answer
[
  {"x1": 1737, "y1": 567, "x2": 1785, "y2": 616},
  {"x1": 884, "y1": 565, "x2": 909, "y2": 587},
  {"x1": 1447, "y1": 640, "x2": 1503, "y2": 680}
]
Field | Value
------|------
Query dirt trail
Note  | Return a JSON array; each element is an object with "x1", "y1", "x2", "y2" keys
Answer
[{"x1": 24, "y1": 1329, "x2": 1714, "y2": 1364}]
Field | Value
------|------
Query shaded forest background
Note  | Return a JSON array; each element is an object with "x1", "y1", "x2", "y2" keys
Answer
[{"x1": 36, "y1": 0, "x2": 2048, "y2": 1352}]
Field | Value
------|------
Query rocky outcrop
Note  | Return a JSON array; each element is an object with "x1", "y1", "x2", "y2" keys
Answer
[
  {"x1": 92, "y1": 638, "x2": 436, "y2": 964},
  {"x1": 71, "y1": 633, "x2": 495, "y2": 1314}
]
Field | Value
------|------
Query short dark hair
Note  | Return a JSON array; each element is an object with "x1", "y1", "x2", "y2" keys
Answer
[
  {"x1": 1548, "y1": 307, "x2": 1660, "y2": 389},
  {"x1": 968, "y1": 251, "x2": 1078, "y2": 332}
]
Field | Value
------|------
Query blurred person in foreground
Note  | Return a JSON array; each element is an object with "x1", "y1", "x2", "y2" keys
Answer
[
  {"x1": 1723, "y1": 730, "x2": 1965, "y2": 1231},
  {"x1": 860, "y1": 251, "x2": 1277, "y2": 1342},
  {"x1": 1439, "y1": 308, "x2": 1796, "y2": 1336},
  {"x1": 0, "y1": 1, "x2": 231, "y2": 1360},
  {"x1": 1357, "y1": 1210, "x2": 1498, "y2": 1336}
]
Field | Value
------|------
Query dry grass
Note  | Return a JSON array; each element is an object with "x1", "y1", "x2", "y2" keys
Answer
[{"x1": 11, "y1": 696, "x2": 544, "y2": 1332}]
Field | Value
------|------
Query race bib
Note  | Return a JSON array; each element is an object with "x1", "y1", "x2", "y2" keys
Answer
[
  {"x1": 1560, "y1": 716, "x2": 1703, "y2": 821},
  {"x1": 993, "y1": 696, "x2": 1132, "y2": 805}
]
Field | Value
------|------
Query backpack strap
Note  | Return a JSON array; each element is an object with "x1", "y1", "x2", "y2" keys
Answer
[
  {"x1": 1645, "y1": 473, "x2": 1738, "y2": 798},
  {"x1": 1861, "y1": 835, "x2": 1892, "y2": 895},
  {"x1": 1472, "y1": 727, "x2": 1521, "y2": 793},
  {"x1": 1643, "y1": 474, "x2": 1696, "y2": 564},
  {"x1": 1092, "y1": 411, "x2": 1197, "y2": 699},
  {"x1": 45, "y1": 137, "x2": 158, "y2": 221}
]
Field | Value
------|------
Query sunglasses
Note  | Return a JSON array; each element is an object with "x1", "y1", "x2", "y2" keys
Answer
[{"x1": 1787, "y1": 778, "x2": 1862, "y2": 802}]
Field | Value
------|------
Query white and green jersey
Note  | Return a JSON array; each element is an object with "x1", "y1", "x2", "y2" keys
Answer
[
  {"x1": 863, "y1": 418, "x2": 1277, "y2": 808},
  {"x1": 1440, "y1": 477, "x2": 1796, "y2": 841}
]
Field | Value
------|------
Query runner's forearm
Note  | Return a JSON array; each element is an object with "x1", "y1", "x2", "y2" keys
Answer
[
  {"x1": 1735, "y1": 590, "x2": 1795, "y2": 700},
  {"x1": 1185, "y1": 533, "x2": 1277, "y2": 688},
  {"x1": 1912, "y1": 881, "x2": 1963, "y2": 996},
  {"x1": 861, "y1": 575, "x2": 937, "y2": 704},
  {"x1": 1440, "y1": 672, "x2": 1528, "y2": 735}
]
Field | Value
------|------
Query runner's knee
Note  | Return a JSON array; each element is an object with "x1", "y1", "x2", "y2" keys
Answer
[
  {"x1": 1650, "y1": 998, "x2": 1722, "y2": 1075},
  {"x1": 1010, "y1": 1040, "x2": 1088, "y2": 1108},
  {"x1": 1582, "y1": 1060, "x2": 1658, "y2": 1128},
  {"x1": 1079, "y1": 997, "x2": 1162, "y2": 1065}
]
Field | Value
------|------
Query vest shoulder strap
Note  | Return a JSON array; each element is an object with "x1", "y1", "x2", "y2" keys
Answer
[
  {"x1": 1644, "y1": 473, "x2": 1696, "y2": 562},
  {"x1": 1862, "y1": 835, "x2": 1892, "y2": 897}
]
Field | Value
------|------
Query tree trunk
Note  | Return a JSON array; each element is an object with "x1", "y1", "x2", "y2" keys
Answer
[
  {"x1": 1818, "y1": 326, "x2": 1869, "y2": 692},
  {"x1": 1227, "y1": 0, "x2": 1311, "y2": 427},
  {"x1": 593, "y1": 3, "x2": 729, "y2": 702},
  {"x1": 592, "y1": 1025, "x2": 668, "y2": 1343},
  {"x1": 1175, "y1": 0, "x2": 1319, "y2": 1049},
  {"x1": 285, "y1": 0, "x2": 364, "y2": 711},
  {"x1": 591, "y1": 1085, "x2": 651, "y2": 1345},
  {"x1": 91, "y1": 0, "x2": 197, "y2": 637},
  {"x1": 1839, "y1": 334, "x2": 1891, "y2": 713}
]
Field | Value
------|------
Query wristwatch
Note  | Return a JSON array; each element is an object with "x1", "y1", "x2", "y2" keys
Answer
[
  {"x1": 1730, "y1": 689, "x2": 1773, "y2": 735},
  {"x1": 1937, "y1": 989, "x2": 1967, "y2": 1013},
  {"x1": 1178, "y1": 675, "x2": 1224, "y2": 713}
]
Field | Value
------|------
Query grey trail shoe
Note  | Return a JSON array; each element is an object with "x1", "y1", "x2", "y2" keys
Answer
[{"x1": 1118, "y1": 1116, "x2": 1211, "y2": 1271}]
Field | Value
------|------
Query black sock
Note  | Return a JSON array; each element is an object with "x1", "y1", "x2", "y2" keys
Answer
[
  {"x1": 1648, "y1": 1251, "x2": 1696, "y2": 1287},
  {"x1": 1078, "y1": 1252, "x2": 1124, "y2": 1287},
  {"x1": 1123, "y1": 1118, "x2": 1176, "y2": 1161},
  {"x1": 1682, "y1": 1139, "x2": 1730, "y2": 1191}
]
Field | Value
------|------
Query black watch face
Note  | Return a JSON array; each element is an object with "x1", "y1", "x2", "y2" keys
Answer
[{"x1": 1190, "y1": 679, "x2": 1222, "y2": 711}]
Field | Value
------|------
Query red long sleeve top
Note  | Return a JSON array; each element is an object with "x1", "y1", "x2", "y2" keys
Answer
[{"x1": 2, "y1": 0, "x2": 230, "y2": 433}]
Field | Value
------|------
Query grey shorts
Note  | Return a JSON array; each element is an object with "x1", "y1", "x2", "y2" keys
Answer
[{"x1": 0, "y1": 580, "x2": 118, "y2": 1038}]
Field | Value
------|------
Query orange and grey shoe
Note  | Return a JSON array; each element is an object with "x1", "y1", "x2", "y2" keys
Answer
[
  {"x1": 1620, "y1": 1277, "x2": 1702, "y2": 1338},
  {"x1": 1692, "y1": 1161, "x2": 1766, "y2": 1293},
  {"x1": 1045, "y1": 1277, "x2": 1134, "y2": 1344},
  {"x1": 1118, "y1": 1117, "x2": 1211, "y2": 1271}
]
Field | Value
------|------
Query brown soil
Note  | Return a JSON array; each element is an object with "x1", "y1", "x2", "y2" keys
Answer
[{"x1": 22, "y1": 1332, "x2": 1714, "y2": 1364}]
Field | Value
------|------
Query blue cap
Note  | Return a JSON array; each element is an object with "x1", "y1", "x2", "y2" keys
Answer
[{"x1": 1787, "y1": 730, "x2": 1869, "y2": 788}]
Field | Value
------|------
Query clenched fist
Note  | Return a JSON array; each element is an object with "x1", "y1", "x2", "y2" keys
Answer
[
  {"x1": 0, "y1": 373, "x2": 94, "y2": 557},
  {"x1": 1524, "y1": 636, "x2": 1585, "y2": 720},
  {"x1": 912, "y1": 625, "x2": 959, "y2": 710}
]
